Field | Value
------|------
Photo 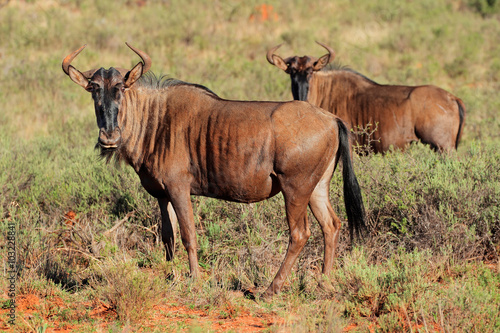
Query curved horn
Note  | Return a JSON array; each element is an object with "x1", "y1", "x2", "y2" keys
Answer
[
  {"x1": 266, "y1": 43, "x2": 283, "y2": 65},
  {"x1": 62, "y1": 44, "x2": 99, "y2": 79},
  {"x1": 315, "y1": 41, "x2": 336, "y2": 64},
  {"x1": 62, "y1": 44, "x2": 86, "y2": 75},
  {"x1": 125, "y1": 42, "x2": 152, "y2": 74}
]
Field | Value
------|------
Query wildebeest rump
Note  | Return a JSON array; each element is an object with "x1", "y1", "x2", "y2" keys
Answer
[
  {"x1": 267, "y1": 42, "x2": 465, "y2": 153},
  {"x1": 62, "y1": 43, "x2": 366, "y2": 297}
]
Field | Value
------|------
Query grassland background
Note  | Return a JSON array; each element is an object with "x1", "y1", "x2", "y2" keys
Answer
[{"x1": 0, "y1": 0, "x2": 499, "y2": 332}]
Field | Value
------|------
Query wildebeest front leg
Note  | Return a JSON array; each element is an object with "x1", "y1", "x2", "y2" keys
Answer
[
  {"x1": 168, "y1": 187, "x2": 200, "y2": 278},
  {"x1": 157, "y1": 197, "x2": 178, "y2": 261},
  {"x1": 264, "y1": 195, "x2": 311, "y2": 296}
]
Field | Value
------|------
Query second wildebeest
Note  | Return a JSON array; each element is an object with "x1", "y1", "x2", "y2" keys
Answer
[{"x1": 267, "y1": 42, "x2": 465, "y2": 153}]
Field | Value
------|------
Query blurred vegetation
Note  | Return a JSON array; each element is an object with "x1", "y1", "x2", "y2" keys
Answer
[{"x1": 0, "y1": 0, "x2": 499, "y2": 331}]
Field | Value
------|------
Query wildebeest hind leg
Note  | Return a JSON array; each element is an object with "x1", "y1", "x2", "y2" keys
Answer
[
  {"x1": 264, "y1": 192, "x2": 311, "y2": 296},
  {"x1": 309, "y1": 184, "x2": 341, "y2": 276},
  {"x1": 308, "y1": 156, "x2": 340, "y2": 275},
  {"x1": 158, "y1": 198, "x2": 178, "y2": 261}
]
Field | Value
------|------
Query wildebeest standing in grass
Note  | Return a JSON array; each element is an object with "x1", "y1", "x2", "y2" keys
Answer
[
  {"x1": 267, "y1": 42, "x2": 465, "y2": 154},
  {"x1": 62, "y1": 43, "x2": 366, "y2": 297}
]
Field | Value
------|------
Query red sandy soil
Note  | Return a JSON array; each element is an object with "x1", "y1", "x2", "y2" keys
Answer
[
  {"x1": 0, "y1": 289, "x2": 469, "y2": 332},
  {"x1": 0, "y1": 293, "x2": 285, "y2": 332},
  {"x1": 0, "y1": 294, "x2": 446, "y2": 333}
]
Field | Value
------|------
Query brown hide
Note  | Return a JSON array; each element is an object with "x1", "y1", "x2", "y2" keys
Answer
[
  {"x1": 119, "y1": 85, "x2": 336, "y2": 204},
  {"x1": 63, "y1": 44, "x2": 366, "y2": 297},
  {"x1": 308, "y1": 70, "x2": 465, "y2": 153}
]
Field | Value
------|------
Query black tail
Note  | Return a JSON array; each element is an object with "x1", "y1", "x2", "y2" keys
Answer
[
  {"x1": 336, "y1": 119, "x2": 367, "y2": 242},
  {"x1": 455, "y1": 99, "x2": 466, "y2": 150}
]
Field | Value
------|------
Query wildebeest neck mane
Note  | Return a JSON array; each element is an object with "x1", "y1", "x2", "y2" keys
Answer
[
  {"x1": 322, "y1": 62, "x2": 379, "y2": 85},
  {"x1": 137, "y1": 72, "x2": 218, "y2": 96}
]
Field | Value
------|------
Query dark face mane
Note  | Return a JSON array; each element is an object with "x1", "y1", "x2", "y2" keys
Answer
[
  {"x1": 89, "y1": 68, "x2": 124, "y2": 138},
  {"x1": 85, "y1": 67, "x2": 124, "y2": 162},
  {"x1": 285, "y1": 56, "x2": 315, "y2": 101}
]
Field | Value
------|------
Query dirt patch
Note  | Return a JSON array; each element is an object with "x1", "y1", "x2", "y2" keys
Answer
[
  {"x1": 0, "y1": 293, "x2": 284, "y2": 332},
  {"x1": 17, "y1": 294, "x2": 40, "y2": 312},
  {"x1": 150, "y1": 304, "x2": 282, "y2": 332}
]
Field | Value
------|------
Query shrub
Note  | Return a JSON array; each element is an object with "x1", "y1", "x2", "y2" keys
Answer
[{"x1": 90, "y1": 258, "x2": 162, "y2": 324}]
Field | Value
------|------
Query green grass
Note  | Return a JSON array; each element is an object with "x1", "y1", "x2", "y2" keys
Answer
[{"x1": 1, "y1": 0, "x2": 499, "y2": 331}]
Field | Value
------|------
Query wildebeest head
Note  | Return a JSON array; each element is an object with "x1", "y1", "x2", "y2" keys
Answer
[
  {"x1": 62, "y1": 43, "x2": 151, "y2": 151},
  {"x1": 267, "y1": 41, "x2": 335, "y2": 101}
]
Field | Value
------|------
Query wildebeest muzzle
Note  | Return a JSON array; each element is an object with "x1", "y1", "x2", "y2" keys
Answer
[{"x1": 98, "y1": 127, "x2": 121, "y2": 149}]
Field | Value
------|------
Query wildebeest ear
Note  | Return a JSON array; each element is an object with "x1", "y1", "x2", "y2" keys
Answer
[
  {"x1": 124, "y1": 62, "x2": 143, "y2": 88},
  {"x1": 68, "y1": 65, "x2": 90, "y2": 90},
  {"x1": 313, "y1": 54, "x2": 332, "y2": 71},
  {"x1": 271, "y1": 55, "x2": 289, "y2": 71}
]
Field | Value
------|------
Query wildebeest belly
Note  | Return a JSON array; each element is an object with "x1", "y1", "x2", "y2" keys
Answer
[
  {"x1": 197, "y1": 170, "x2": 280, "y2": 203},
  {"x1": 188, "y1": 107, "x2": 280, "y2": 203}
]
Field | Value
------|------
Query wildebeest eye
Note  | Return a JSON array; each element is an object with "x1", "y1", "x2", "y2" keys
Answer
[
  {"x1": 113, "y1": 84, "x2": 124, "y2": 97},
  {"x1": 87, "y1": 82, "x2": 102, "y2": 94}
]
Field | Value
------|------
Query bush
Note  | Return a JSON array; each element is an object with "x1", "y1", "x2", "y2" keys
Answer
[{"x1": 90, "y1": 258, "x2": 162, "y2": 324}]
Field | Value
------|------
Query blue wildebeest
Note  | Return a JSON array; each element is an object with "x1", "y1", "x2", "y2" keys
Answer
[
  {"x1": 267, "y1": 42, "x2": 465, "y2": 154},
  {"x1": 62, "y1": 43, "x2": 366, "y2": 297}
]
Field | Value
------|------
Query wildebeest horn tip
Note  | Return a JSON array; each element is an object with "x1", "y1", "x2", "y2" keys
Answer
[
  {"x1": 125, "y1": 42, "x2": 152, "y2": 74},
  {"x1": 266, "y1": 43, "x2": 283, "y2": 65},
  {"x1": 62, "y1": 44, "x2": 87, "y2": 75},
  {"x1": 315, "y1": 41, "x2": 335, "y2": 63}
]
